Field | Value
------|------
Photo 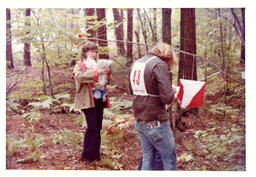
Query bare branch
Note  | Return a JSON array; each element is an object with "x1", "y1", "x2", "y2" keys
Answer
[
  {"x1": 6, "y1": 81, "x2": 18, "y2": 96},
  {"x1": 205, "y1": 8, "x2": 244, "y2": 45},
  {"x1": 231, "y1": 8, "x2": 245, "y2": 45},
  {"x1": 137, "y1": 8, "x2": 149, "y2": 52},
  {"x1": 143, "y1": 9, "x2": 156, "y2": 43}
]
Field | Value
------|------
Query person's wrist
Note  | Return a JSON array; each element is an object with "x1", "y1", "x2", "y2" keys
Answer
[{"x1": 98, "y1": 69, "x2": 103, "y2": 75}]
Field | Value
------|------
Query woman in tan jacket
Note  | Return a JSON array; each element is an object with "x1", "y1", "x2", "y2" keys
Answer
[{"x1": 73, "y1": 41, "x2": 110, "y2": 162}]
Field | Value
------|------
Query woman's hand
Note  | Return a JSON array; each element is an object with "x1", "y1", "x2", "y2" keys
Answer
[{"x1": 98, "y1": 67, "x2": 110, "y2": 75}]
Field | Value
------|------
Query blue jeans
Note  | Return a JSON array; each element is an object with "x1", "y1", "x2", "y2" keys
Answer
[
  {"x1": 135, "y1": 121, "x2": 177, "y2": 170},
  {"x1": 138, "y1": 148, "x2": 163, "y2": 170}
]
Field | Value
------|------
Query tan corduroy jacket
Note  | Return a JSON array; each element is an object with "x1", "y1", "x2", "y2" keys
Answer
[{"x1": 73, "y1": 61, "x2": 111, "y2": 110}]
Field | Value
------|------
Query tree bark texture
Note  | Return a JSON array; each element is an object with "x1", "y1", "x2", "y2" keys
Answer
[
  {"x1": 218, "y1": 8, "x2": 225, "y2": 71},
  {"x1": 6, "y1": 8, "x2": 14, "y2": 69},
  {"x1": 85, "y1": 8, "x2": 96, "y2": 42},
  {"x1": 96, "y1": 8, "x2": 109, "y2": 59},
  {"x1": 127, "y1": 8, "x2": 133, "y2": 61},
  {"x1": 178, "y1": 8, "x2": 197, "y2": 81},
  {"x1": 178, "y1": 8, "x2": 198, "y2": 116},
  {"x1": 135, "y1": 31, "x2": 142, "y2": 59},
  {"x1": 113, "y1": 8, "x2": 125, "y2": 56},
  {"x1": 162, "y1": 8, "x2": 172, "y2": 45},
  {"x1": 143, "y1": 9, "x2": 156, "y2": 45},
  {"x1": 24, "y1": 8, "x2": 31, "y2": 66},
  {"x1": 231, "y1": 8, "x2": 245, "y2": 64},
  {"x1": 137, "y1": 8, "x2": 148, "y2": 52},
  {"x1": 240, "y1": 8, "x2": 245, "y2": 64},
  {"x1": 153, "y1": 8, "x2": 158, "y2": 44}
]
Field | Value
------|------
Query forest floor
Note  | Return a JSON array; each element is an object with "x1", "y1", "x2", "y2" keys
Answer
[{"x1": 6, "y1": 65, "x2": 246, "y2": 171}]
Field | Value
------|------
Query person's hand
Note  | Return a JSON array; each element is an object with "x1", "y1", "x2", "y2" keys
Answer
[
  {"x1": 98, "y1": 67, "x2": 110, "y2": 75},
  {"x1": 172, "y1": 86, "x2": 177, "y2": 93},
  {"x1": 172, "y1": 85, "x2": 180, "y2": 100}
]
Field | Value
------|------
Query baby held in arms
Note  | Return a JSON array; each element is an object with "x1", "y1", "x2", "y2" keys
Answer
[{"x1": 85, "y1": 58, "x2": 113, "y2": 88}]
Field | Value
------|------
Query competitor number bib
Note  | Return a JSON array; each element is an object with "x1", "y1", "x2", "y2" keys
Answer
[{"x1": 130, "y1": 57, "x2": 156, "y2": 96}]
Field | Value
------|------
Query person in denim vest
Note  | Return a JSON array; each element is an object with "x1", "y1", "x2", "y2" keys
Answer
[{"x1": 129, "y1": 42, "x2": 178, "y2": 170}]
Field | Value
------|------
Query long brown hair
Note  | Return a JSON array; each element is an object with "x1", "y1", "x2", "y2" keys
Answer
[
  {"x1": 150, "y1": 42, "x2": 178, "y2": 68},
  {"x1": 80, "y1": 41, "x2": 98, "y2": 61}
]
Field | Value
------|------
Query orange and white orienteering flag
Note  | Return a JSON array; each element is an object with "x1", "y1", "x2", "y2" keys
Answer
[{"x1": 177, "y1": 79, "x2": 206, "y2": 108}]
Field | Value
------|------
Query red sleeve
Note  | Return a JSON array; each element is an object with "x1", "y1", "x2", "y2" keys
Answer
[
  {"x1": 93, "y1": 70, "x2": 99, "y2": 82},
  {"x1": 107, "y1": 72, "x2": 111, "y2": 81}
]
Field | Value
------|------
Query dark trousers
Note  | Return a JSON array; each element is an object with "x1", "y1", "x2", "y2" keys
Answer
[{"x1": 81, "y1": 98, "x2": 104, "y2": 161}]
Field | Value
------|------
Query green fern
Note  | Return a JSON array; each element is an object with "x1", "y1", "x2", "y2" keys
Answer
[
  {"x1": 50, "y1": 129, "x2": 83, "y2": 149},
  {"x1": 108, "y1": 98, "x2": 132, "y2": 115},
  {"x1": 208, "y1": 106, "x2": 223, "y2": 115},
  {"x1": 209, "y1": 103, "x2": 239, "y2": 116},
  {"x1": 7, "y1": 133, "x2": 45, "y2": 163},
  {"x1": 55, "y1": 93, "x2": 70, "y2": 100},
  {"x1": 6, "y1": 99, "x2": 21, "y2": 113},
  {"x1": 21, "y1": 134, "x2": 45, "y2": 149},
  {"x1": 16, "y1": 149, "x2": 43, "y2": 163},
  {"x1": 61, "y1": 103, "x2": 74, "y2": 112},
  {"x1": 22, "y1": 112, "x2": 40, "y2": 122},
  {"x1": 29, "y1": 97, "x2": 54, "y2": 110}
]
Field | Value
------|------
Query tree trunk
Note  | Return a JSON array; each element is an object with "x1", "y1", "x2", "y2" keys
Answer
[
  {"x1": 204, "y1": 48, "x2": 207, "y2": 83},
  {"x1": 40, "y1": 42, "x2": 54, "y2": 97},
  {"x1": 113, "y1": 8, "x2": 125, "y2": 56},
  {"x1": 24, "y1": 8, "x2": 31, "y2": 66},
  {"x1": 227, "y1": 25, "x2": 232, "y2": 51},
  {"x1": 178, "y1": 8, "x2": 197, "y2": 81},
  {"x1": 40, "y1": 45, "x2": 46, "y2": 95},
  {"x1": 153, "y1": 8, "x2": 158, "y2": 43},
  {"x1": 231, "y1": 8, "x2": 245, "y2": 64},
  {"x1": 96, "y1": 8, "x2": 109, "y2": 59},
  {"x1": 135, "y1": 31, "x2": 142, "y2": 59},
  {"x1": 178, "y1": 8, "x2": 198, "y2": 116},
  {"x1": 218, "y1": 8, "x2": 225, "y2": 71},
  {"x1": 144, "y1": 9, "x2": 156, "y2": 44},
  {"x1": 162, "y1": 8, "x2": 172, "y2": 44},
  {"x1": 127, "y1": 8, "x2": 133, "y2": 62},
  {"x1": 137, "y1": 8, "x2": 148, "y2": 52},
  {"x1": 6, "y1": 8, "x2": 14, "y2": 69},
  {"x1": 240, "y1": 8, "x2": 245, "y2": 64},
  {"x1": 85, "y1": 8, "x2": 96, "y2": 42},
  {"x1": 34, "y1": 11, "x2": 53, "y2": 97},
  {"x1": 178, "y1": 8, "x2": 185, "y2": 82},
  {"x1": 45, "y1": 51, "x2": 54, "y2": 98}
]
